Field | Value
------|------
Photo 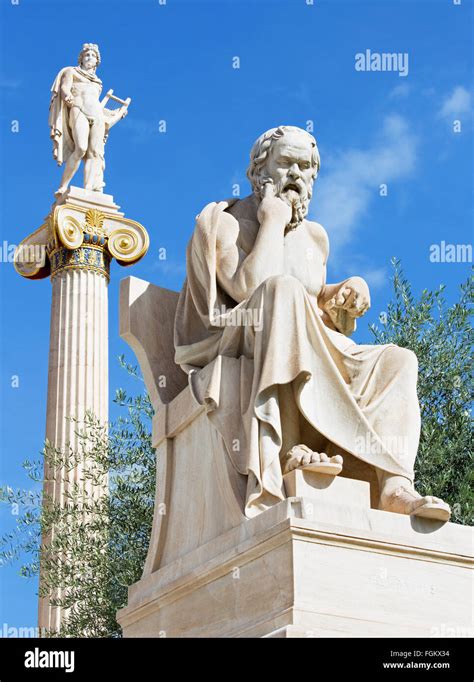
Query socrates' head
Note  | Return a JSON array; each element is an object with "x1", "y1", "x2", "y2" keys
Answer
[{"x1": 247, "y1": 125, "x2": 320, "y2": 228}]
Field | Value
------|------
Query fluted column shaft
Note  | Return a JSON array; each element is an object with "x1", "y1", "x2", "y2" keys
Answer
[
  {"x1": 39, "y1": 260, "x2": 109, "y2": 633},
  {"x1": 14, "y1": 187, "x2": 149, "y2": 635}
]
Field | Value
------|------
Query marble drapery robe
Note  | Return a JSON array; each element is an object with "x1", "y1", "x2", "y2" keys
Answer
[{"x1": 174, "y1": 200, "x2": 420, "y2": 518}]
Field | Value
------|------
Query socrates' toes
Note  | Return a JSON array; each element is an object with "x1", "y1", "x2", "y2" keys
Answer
[
  {"x1": 411, "y1": 496, "x2": 451, "y2": 522},
  {"x1": 282, "y1": 444, "x2": 311, "y2": 473},
  {"x1": 302, "y1": 452, "x2": 343, "y2": 476},
  {"x1": 380, "y1": 486, "x2": 451, "y2": 522},
  {"x1": 282, "y1": 446, "x2": 343, "y2": 476}
]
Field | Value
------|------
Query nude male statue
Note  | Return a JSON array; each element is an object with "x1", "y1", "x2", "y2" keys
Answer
[
  {"x1": 174, "y1": 125, "x2": 451, "y2": 522},
  {"x1": 49, "y1": 43, "x2": 129, "y2": 197}
]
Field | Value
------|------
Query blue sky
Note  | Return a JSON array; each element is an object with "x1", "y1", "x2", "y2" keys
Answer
[{"x1": 0, "y1": 0, "x2": 472, "y2": 630}]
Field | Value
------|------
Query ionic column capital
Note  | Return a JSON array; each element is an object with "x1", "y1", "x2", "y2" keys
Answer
[{"x1": 14, "y1": 189, "x2": 149, "y2": 281}]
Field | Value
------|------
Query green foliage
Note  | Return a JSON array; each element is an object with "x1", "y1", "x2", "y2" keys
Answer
[
  {"x1": 0, "y1": 360, "x2": 155, "y2": 637},
  {"x1": 370, "y1": 260, "x2": 473, "y2": 525}
]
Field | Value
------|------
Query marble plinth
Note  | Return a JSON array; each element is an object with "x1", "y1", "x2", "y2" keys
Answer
[{"x1": 118, "y1": 472, "x2": 473, "y2": 638}]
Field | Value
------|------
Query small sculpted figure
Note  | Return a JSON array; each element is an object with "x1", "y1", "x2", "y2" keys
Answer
[{"x1": 49, "y1": 43, "x2": 129, "y2": 197}]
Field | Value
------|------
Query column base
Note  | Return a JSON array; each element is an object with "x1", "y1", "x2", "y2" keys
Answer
[{"x1": 54, "y1": 186, "x2": 123, "y2": 214}]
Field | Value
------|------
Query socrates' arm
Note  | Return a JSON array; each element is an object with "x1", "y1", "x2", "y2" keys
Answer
[
  {"x1": 216, "y1": 210, "x2": 286, "y2": 303},
  {"x1": 313, "y1": 223, "x2": 370, "y2": 335}
]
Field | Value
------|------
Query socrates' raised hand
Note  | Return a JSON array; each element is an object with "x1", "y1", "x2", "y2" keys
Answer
[{"x1": 257, "y1": 181, "x2": 292, "y2": 228}]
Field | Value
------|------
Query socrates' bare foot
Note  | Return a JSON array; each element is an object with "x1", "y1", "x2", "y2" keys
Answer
[
  {"x1": 282, "y1": 444, "x2": 343, "y2": 476},
  {"x1": 55, "y1": 186, "x2": 67, "y2": 198},
  {"x1": 379, "y1": 485, "x2": 451, "y2": 522}
]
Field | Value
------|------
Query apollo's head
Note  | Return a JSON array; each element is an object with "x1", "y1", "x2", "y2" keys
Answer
[
  {"x1": 247, "y1": 125, "x2": 320, "y2": 228},
  {"x1": 78, "y1": 43, "x2": 101, "y2": 71}
]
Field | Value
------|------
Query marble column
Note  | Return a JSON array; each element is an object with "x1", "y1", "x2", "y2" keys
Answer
[{"x1": 14, "y1": 186, "x2": 149, "y2": 633}]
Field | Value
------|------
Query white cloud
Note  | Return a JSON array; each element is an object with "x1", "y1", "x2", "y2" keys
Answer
[
  {"x1": 439, "y1": 86, "x2": 472, "y2": 119},
  {"x1": 389, "y1": 83, "x2": 411, "y2": 99},
  {"x1": 311, "y1": 114, "x2": 417, "y2": 251},
  {"x1": 122, "y1": 117, "x2": 159, "y2": 142},
  {"x1": 357, "y1": 266, "x2": 387, "y2": 290},
  {"x1": 0, "y1": 78, "x2": 21, "y2": 90},
  {"x1": 150, "y1": 259, "x2": 186, "y2": 276}
]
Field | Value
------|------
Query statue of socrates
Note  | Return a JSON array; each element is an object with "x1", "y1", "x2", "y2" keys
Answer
[{"x1": 174, "y1": 125, "x2": 452, "y2": 522}]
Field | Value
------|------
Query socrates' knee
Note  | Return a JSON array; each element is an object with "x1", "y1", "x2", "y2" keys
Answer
[
  {"x1": 384, "y1": 345, "x2": 418, "y2": 378},
  {"x1": 262, "y1": 274, "x2": 305, "y2": 299}
]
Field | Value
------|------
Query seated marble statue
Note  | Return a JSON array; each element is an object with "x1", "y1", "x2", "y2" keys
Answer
[{"x1": 174, "y1": 125, "x2": 451, "y2": 522}]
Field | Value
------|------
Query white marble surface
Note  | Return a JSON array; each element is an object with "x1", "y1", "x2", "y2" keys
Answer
[
  {"x1": 118, "y1": 490, "x2": 473, "y2": 638},
  {"x1": 173, "y1": 125, "x2": 451, "y2": 521},
  {"x1": 35, "y1": 191, "x2": 149, "y2": 633},
  {"x1": 49, "y1": 44, "x2": 130, "y2": 197}
]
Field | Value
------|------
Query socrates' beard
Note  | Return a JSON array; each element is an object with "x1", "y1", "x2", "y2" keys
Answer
[{"x1": 274, "y1": 179, "x2": 311, "y2": 231}]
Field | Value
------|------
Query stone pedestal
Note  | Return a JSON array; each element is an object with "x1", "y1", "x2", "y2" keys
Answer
[
  {"x1": 117, "y1": 276, "x2": 473, "y2": 639},
  {"x1": 15, "y1": 189, "x2": 149, "y2": 632},
  {"x1": 117, "y1": 471, "x2": 473, "y2": 638}
]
